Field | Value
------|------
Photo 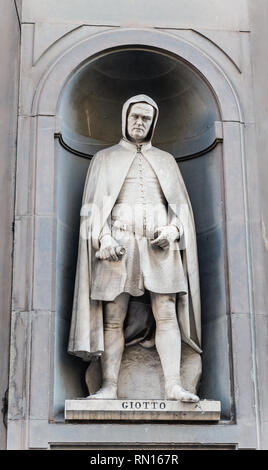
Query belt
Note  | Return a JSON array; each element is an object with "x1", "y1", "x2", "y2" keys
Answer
[{"x1": 112, "y1": 219, "x2": 155, "y2": 239}]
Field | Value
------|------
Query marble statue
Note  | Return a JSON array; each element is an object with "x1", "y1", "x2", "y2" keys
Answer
[{"x1": 68, "y1": 95, "x2": 202, "y2": 402}]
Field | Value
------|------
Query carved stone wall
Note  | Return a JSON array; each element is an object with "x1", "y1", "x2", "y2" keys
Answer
[
  {"x1": 4, "y1": 0, "x2": 268, "y2": 450},
  {"x1": 0, "y1": 0, "x2": 20, "y2": 450}
]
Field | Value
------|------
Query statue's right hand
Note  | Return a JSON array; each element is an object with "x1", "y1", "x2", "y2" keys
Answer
[{"x1": 96, "y1": 235, "x2": 120, "y2": 261}]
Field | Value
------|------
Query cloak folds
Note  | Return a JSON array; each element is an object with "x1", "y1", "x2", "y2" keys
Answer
[{"x1": 68, "y1": 95, "x2": 202, "y2": 360}]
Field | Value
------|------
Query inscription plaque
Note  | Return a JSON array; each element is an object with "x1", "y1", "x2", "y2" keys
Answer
[{"x1": 65, "y1": 399, "x2": 221, "y2": 421}]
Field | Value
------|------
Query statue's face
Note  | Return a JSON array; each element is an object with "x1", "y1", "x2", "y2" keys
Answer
[{"x1": 127, "y1": 102, "x2": 155, "y2": 143}]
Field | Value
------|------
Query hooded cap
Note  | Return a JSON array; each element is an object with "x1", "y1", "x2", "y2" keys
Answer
[{"x1": 122, "y1": 94, "x2": 159, "y2": 143}]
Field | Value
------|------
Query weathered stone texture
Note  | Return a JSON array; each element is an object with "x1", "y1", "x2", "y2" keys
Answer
[
  {"x1": 3, "y1": 0, "x2": 268, "y2": 451},
  {"x1": 0, "y1": 0, "x2": 20, "y2": 450},
  {"x1": 21, "y1": 0, "x2": 249, "y2": 31}
]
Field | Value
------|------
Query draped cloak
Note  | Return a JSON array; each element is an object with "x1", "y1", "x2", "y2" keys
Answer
[{"x1": 68, "y1": 95, "x2": 202, "y2": 360}]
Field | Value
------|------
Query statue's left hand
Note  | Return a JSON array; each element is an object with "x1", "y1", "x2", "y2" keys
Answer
[
  {"x1": 151, "y1": 225, "x2": 180, "y2": 249},
  {"x1": 96, "y1": 234, "x2": 120, "y2": 261}
]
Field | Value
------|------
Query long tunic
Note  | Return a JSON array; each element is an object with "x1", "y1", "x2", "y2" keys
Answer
[
  {"x1": 91, "y1": 147, "x2": 187, "y2": 301},
  {"x1": 68, "y1": 94, "x2": 202, "y2": 359}
]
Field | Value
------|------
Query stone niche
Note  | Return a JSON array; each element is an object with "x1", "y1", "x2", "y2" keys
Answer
[{"x1": 54, "y1": 48, "x2": 232, "y2": 420}]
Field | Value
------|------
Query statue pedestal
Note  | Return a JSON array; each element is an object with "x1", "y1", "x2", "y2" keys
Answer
[{"x1": 65, "y1": 399, "x2": 221, "y2": 421}]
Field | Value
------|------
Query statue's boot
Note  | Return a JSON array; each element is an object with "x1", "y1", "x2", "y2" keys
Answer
[
  {"x1": 165, "y1": 377, "x2": 199, "y2": 403},
  {"x1": 150, "y1": 293, "x2": 200, "y2": 403},
  {"x1": 87, "y1": 379, "x2": 118, "y2": 400}
]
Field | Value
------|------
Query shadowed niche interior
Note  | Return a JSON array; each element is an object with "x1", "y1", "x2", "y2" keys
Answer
[{"x1": 54, "y1": 47, "x2": 232, "y2": 421}]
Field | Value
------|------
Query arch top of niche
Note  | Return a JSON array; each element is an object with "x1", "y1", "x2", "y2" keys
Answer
[{"x1": 33, "y1": 27, "x2": 242, "y2": 123}]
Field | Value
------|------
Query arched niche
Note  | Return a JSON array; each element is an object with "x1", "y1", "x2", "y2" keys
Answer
[
  {"x1": 58, "y1": 48, "x2": 220, "y2": 157},
  {"x1": 54, "y1": 46, "x2": 232, "y2": 420}
]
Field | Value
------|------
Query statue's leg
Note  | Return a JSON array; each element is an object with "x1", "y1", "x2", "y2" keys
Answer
[
  {"x1": 150, "y1": 292, "x2": 199, "y2": 403},
  {"x1": 87, "y1": 292, "x2": 130, "y2": 399}
]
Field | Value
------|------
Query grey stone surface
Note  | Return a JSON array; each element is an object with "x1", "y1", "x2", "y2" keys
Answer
[
  {"x1": 5, "y1": 0, "x2": 268, "y2": 450},
  {"x1": 65, "y1": 399, "x2": 221, "y2": 421},
  {"x1": 32, "y1": 216, "x2": 55, "y2": 311},
  {"x1": 255, "y1": 314, "x2": 268, "y2": 424},
  {"x1": 15, "y1": 0, "x2": 22, "y2": 21},
  {"x1": 7, "y1": 420, "x2": 27, "y2": 451},
  {"x1": 19, "y1": 23, "x2": 105, "y2": 116},
  {"x1": 159, "y1": 28, "x2": 256, "y2": 124},
  {"x1": 15, "y1": 117, "x2": 36, "y2": 216},
  {"x1": 249, "y1": 0, "x2": 268, "y2": 448},
  {"x1": 230, "y1": 313, "x2": 256, "y2": 426},
  {"x1": 0, "y1": 0, "x2": 20, "y2": 449},
  {"x1": 195, "y1": 30, "x2": 242, "y2": 72},
  {"x1": 260, "y1": 422, "x2": 268, "y2": 452},
  {"x1": 12, "y1": 216, "x2": 33, "y2": 311},
  {"x1": 35, "y1": 117, "x2": 56, "y2": 216},
  {"x1": 29, "y1": 312, "x2": 52, "y2": 420},
  {"x1": 8, "y1": 312, "x2": 31, "y2": 421},
  {"x1": 21, "y1": 0, "x2": 249, "y2": 31},
  {"x1": 33, "y1": 22, "x2": 83, "y2": 65},
  {"x1": 221, "y1": 122, "x2": 250, "y2": 315},
  {"x1": 27, "y1": 418, "x2": 257, "y2": 450}
]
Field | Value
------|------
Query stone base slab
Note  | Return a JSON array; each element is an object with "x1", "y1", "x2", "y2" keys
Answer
[{"x1": 65, "y1": 399, "x2": 221, "y2": 421}]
